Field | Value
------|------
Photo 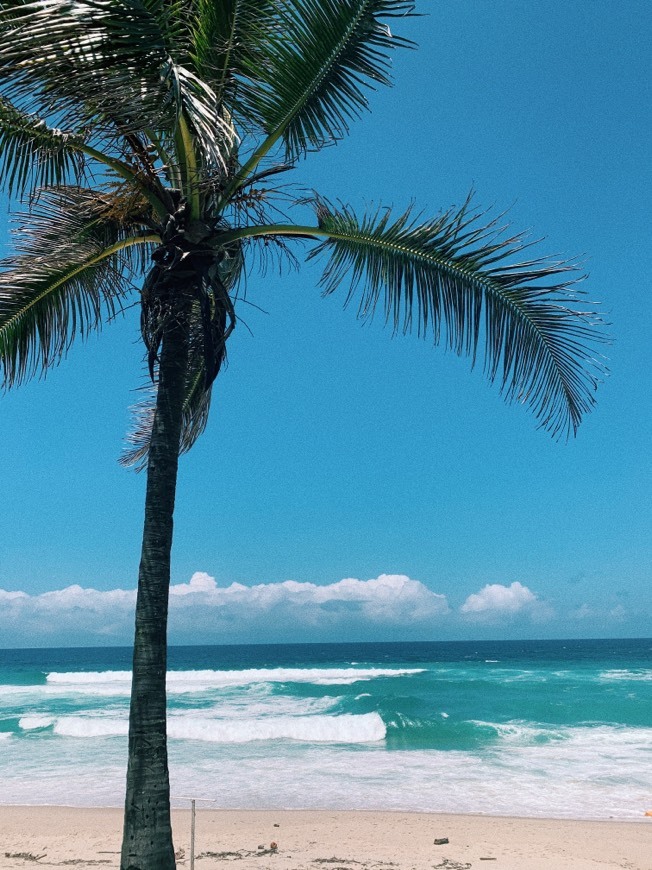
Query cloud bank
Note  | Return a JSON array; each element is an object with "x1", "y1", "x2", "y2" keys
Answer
[
  {"x1": 0, "y1": 573, "x2": 450, "y2": 646},
  {"x1": 0, "y1": 574, "x2": 636, "y2": 646}
]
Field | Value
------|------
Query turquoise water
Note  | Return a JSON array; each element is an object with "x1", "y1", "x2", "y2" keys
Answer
[{"x1": 0, "y1": 639, "x2": 650, "y2": 817}]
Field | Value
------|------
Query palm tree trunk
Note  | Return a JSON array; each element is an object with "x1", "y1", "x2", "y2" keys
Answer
[{"x1": 121, "y1": 293, "x2": 191, "y2": 870}]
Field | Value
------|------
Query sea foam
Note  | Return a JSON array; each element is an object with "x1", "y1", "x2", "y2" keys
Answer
[
  {"x1": 45, "y1": 666, "x2": 424, "y2": 693},
  {"x1": 53, "y1": 716, "x2": 128, "y2": 738},
  {"x1": 600, "y1": 669, "x2": 652, "y2": 682},
  {"x1": 32, "y1": 711, "x2": 385, "y2": 744},
  {"x1": 167, "y1": 712, "x2": 386, "y2": 744},
  {"x1": 18, "y1": 715, "x2": 55, "y2": 730}
]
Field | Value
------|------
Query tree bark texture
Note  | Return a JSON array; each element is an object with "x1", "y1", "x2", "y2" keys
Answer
[{"x1": 121, "y1": 295, "x2": 191, "y2": 870}]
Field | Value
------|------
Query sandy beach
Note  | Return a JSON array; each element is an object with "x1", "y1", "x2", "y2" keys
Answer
[{"x1": 0, "y1": 807, "x2": 649, "y2": 870}]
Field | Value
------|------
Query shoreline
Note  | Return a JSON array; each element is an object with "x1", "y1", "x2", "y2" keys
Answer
[
  {"x1": 2, "y1": 802, "x2": 650, "y2": 822},
  {"x1": 1, "y1": 806, "x2": 649, "y2": 869}
]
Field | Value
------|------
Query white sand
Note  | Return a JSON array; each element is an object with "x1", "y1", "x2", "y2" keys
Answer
[{"x1": 0, "y1": 807, "x2": 649, "y2": 869}]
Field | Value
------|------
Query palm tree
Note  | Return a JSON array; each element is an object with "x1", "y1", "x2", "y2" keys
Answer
[{"x1": 0, "y1": 1, "x2": 604, "y2": 867}]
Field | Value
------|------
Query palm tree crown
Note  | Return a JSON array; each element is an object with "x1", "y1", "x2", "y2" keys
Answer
[
  {"x1": 0, "y1": 2, "x2": 606, "y2": 868},
  {"x1": 0, "y1": 0, "x2": 604, "y2": 440}
]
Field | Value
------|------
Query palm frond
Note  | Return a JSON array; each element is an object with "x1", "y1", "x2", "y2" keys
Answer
[
  {"x1": 0, "y1": 96, "x2": 85, "y2": 196},
  {"x1": 122, "y1": 301, "x2": 219, "y2": 469},
  {"x1": 0, "y1": 0, "x2": 238, "y2": 183},
  {"x1": 189, "y1": 0, "x2": 278, "y2": 129},
  {"x1": 0, "y1": 1, "x2": 166, "y2": 131},
  {"x1": 0, "y1": 0, "x2": 226, "y2": 158},
  {"x1": 15, "y1": 185, "x2": 155, "y2": 256},
  {"x1": 165, "y1": 61, "x2": 237, "y2": 178},
  {"x1": 121, "y1": 386, "x2": 157, "y2": 470},
  {"x1": 0, "y1": 186, "x2": 157, "y2": 386},
  {"x1": 244, "y1": 0, "x2": 415, "y2": 164},
  {"x1": 121, "y1": 368, "x2": 212, "y2": 470},
  {"x1": 307, "y1": 197, "x2": 607, "y2": 437}
]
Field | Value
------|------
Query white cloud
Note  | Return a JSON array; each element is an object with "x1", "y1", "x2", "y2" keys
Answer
[
  {"x1": 167, "y1": 572, "x2": 450, "y2": 637},
  {"x1": 169, "y1": 572, "x2": 217, "y2": 596},
  {"x1": 0, "y1": 573, "x2": 449, "y2": 645},
  {"x1": 0, "y1": 583, "x2": 137, "y2": 646},
  {"x1": 0, "y1": 590, "x2": 28, "y2": 602},
  {"x1": 459, "y1": 581, "x2": 551, "y2": 622}
]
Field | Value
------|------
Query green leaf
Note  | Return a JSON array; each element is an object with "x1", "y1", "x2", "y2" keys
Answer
[
  {"x1": 307, "y1": 197, "x2": 607, "y2": 437},
  {"x1": 0, "y1": 186, "x2": 157, "y2": 386},
  {"x1": 0, "y1": 0, "x2": 206, "y2": 144},
  {"x1": 0, "y1": 97, "x2": 84, "y2": 197},
  {"x1": 245, "y1": 0, "x2": 415, "y2": 164},
  {"x1": 166, "y1": 62, "x2": 237, "y2": 179},
  {"x1": 188, "y1": 0, "x2": 277, "y2": 127}
]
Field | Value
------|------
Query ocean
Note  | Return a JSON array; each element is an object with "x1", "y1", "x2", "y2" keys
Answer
[{"x1": 0, "y1": 639, "x2": 650, "y2": 819}]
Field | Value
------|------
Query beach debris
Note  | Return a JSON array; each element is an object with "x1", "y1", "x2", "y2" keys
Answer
[
  {"x1": 59, "y1": 861, "x2": 111, "y2": 866},
  {"x1": 258, "y1": 845, "x2": 265, "y2": 850},
  {"x1": 645, "y1": 810, "x2": 652, "y2": 817},
  {"x1": 311, "y1": 862, "x2": 395, "y2": 870},
  {"x1": 256, "y1": 842, "x2": 279, "y2": 854},
  {"x1": 433, "y1": 838, "x2": 449, "y2": 845},
  {"x1": 273, "y1": 823, "x2": 280, "y2": 827},
  {"x1": 433, "y1": 860, "x2": 471, "y2": 870},
  {"x1": 480, "y1": 858, "x2": 497, "y2": 861},
  {"x1": 4, "y1": 854, "x2": 46, "y2": 863},
  {"x1": 312, "y1": 860, "x2": 364, "y2": 865},
  {"x1": 250, "y1": 845, "x2": 280, "y2": 857}
]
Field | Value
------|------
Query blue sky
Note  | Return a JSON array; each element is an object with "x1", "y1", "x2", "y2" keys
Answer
[{"x1": 0, "y1": 0, "x2": 650, "y2": 646}]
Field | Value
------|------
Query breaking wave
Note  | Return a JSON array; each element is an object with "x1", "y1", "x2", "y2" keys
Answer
[
  {"x1": 44, "y1": 667, "x2": 424, "y2": 693},
  {"x1": 19, "y1": 711, "x2": 386, "y2": 744}
]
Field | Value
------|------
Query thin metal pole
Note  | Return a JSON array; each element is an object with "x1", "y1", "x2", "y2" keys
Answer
[{"x1": 190, "y1": 799, "x2": 196, "y2": 870}]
